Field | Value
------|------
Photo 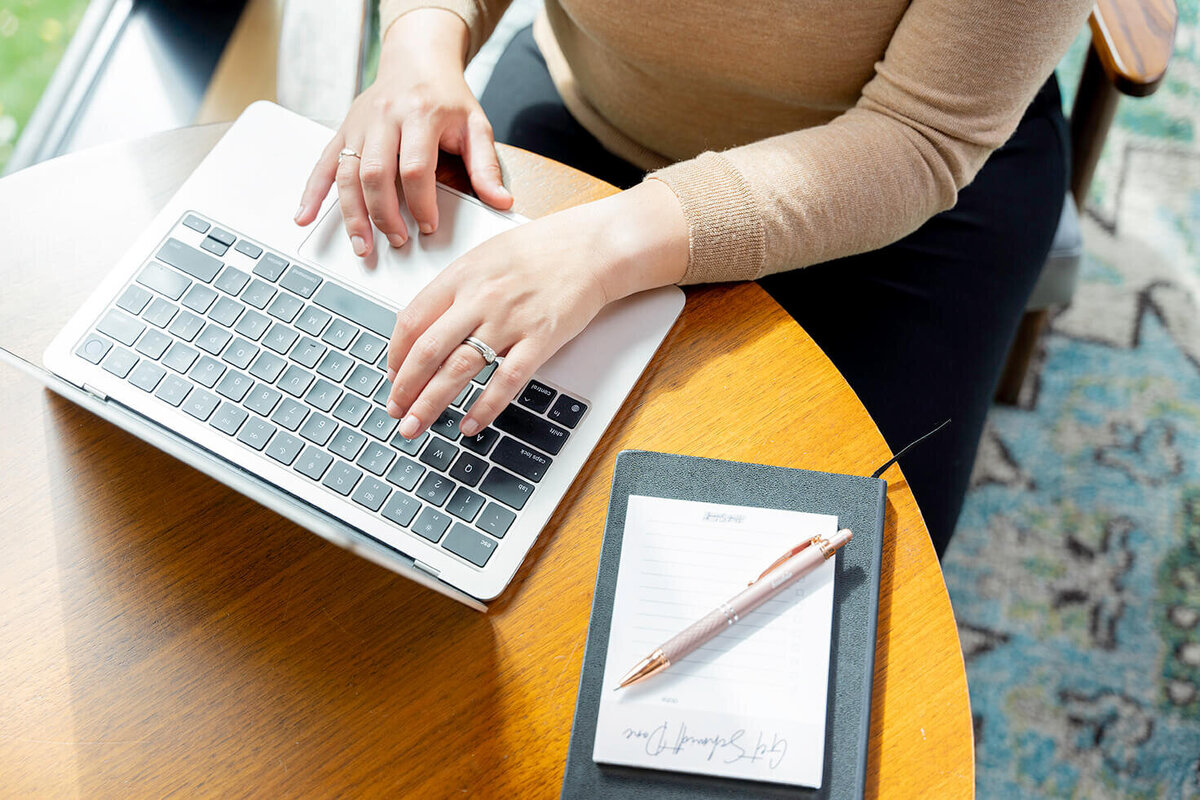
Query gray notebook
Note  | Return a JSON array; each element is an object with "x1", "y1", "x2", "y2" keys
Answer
[{"x1": 561, "y1": 450, "x2": 886, "y2": 799}]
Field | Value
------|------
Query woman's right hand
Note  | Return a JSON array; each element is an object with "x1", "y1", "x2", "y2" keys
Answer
[{"x1": 293, "y1": 9, "x2": 513, "y2": 256}]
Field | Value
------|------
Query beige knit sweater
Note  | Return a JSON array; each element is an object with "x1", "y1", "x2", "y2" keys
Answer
[{"x1": 380, "y1": 0, "x2": 1092, "y2": 285}]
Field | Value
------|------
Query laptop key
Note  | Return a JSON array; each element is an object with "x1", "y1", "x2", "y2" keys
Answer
[
  {"x1": 214, "y1": 266, "x2": 250, "y2": 296},
  {"x1": 392, "y1": 429, "x2": 428, "y2": 456},
  {"x1": 472, "y1": 361, "x2": 497, "y2": 385},
  {"x1": 416, "y1": 473, "x2": 455, "y2": 506},
  {"x1": 290, "y1": 336, "x2": 326, "y2": 368},
  {"x1": 317, "y1": 350, "x2": 354, "y2": 382},
  {"x1": 216, "y1": 370, "x2": 253, "y2": 403},
  {"x1": 305, "y1": 379, "x2": 342, "y2": 412},
  {"x1": 156, "y1": 238, "x2": 221, "y2": 282},
  {"x1": 134, "y1": 329, "x2": 171, "y2": 360},
  {"x1": 267, "y1": 292, "x2": 303, "y2": 323},
  {"x1": 299, "y1": 412, "x2": 336, "y2": 446},
  {"x1": 372, "y1": 377, "x2": 392, "y2": 406},
  {"x1": 430, "y1": 408, "x2": 464, "y2": 440},
  {"x1": 181, "y1": 387, "x2": 220, "y2": 421},
  {"x1": 128, "y1": 361, "x2": 166, "y2": 392},
  {"x1": 75, "y1": 334, "x2": 112, "y2": 364},
  {"x1": 352, "y1": 476, "x2": 390, "y2": 512},
  {"x1": 446, "y1": 487, "x2": 485, "y2": 522},
  {"x1": 461, "y1": 427, "x2": 499, "y2": 456},
  {"x1": 208, "y1": 296, "x2": 245, "y2": 327},
  {"x1": 346, "y1": 363, "x2": 382, "y2": 396},
  {"x1": 262, "y1": 323, "x2": 299, "y2": 354},
  {"x1": 295, "y1": 306, "x2": 331, "y2": 336},
  {"x1": 362, "y1": 406, "x2": 399, "y2": 440},
  {"x1": 449, "y1": 452, "x2": 487, "y2": 487},
  {"x1": 234, "y1": 309, "x2": 270, "y2": 341},
  {"x1": 356, "y1": 442, "x2": 396, "y2": 476},
  {"x1": 234, "y1": 240, "x2": 263, "y2": 259},
  {"x1": 548, "y1": 395, "x2": 587, "y2": 428},
  {"x1": 201, "y1": 238, "x2": 228, "y2": 257},
  {"x1": 244, "y1": 384, "x2": 282, "y2": 416},
  {"x1": 209, "y1": 227, "x2": 236, "y2": 247},
  {"x1": 254, "y1": 252, "x2": 288, "y2": 282},
  {"x1": 271, "y1": 397, "x2": 309, "y2": 431},
  {"x1": 162, "y1": 342, "x2": 199, "y2": 373},
  {"x1": 137, "y1": 262, "x2": 191, "y2": 300},
  {"x1": 96, "y1": 308, "x2": 145, "y2": 347},
  {"x1": 385, "y1": 456, "x2": 425, "y2": 491},
  {"x1": 322, "y1": 460, "x2": 362, "y2": 496},
  {"x1": 241, "y1": 279, "x2": 276, "y2": 309},
  {"x1": 249, "y1": 350, "x2": 287, "y2": 383},
  {"x1": 451, "y1": 382, "x2": 471, "y2": 409},
  {"x1": 419, "y1": 439, "x2": 458, "y2": 472},
  {"x1": 462, "y1": 385, "x2": 484, "y2": 413},
  {"x1": 312, "y1": 282, "x2": 395, "y2": 338},
  {"x1": 221, "y1": 337, "x2": 258, "y2": 369},
  {"x1": 168, "y1": 309, "x2": 205, "y2": 341},
  {"x1": 412, "y1": 507, "x2": 451, "y2": 542},
  {"x1": 329, "y1": 427, "x2": 367, "y2": 460},
  {"x1": 491, "y1": 436, "x2": 551, "y2": 483},
  {"x1": 494, "y1": 405, "x2": 569, "y2": 455},
  {"x1": 480, "y1": 467, "x2": 534, "y2": 510},
  {"x1": 142, "y1": 297, "x2": 177, "y2": 328},
  {"x1": 196, "y1": 323, "x2": 232, "y2": 355},
  {"x1": 236, "y1": 417, "x2": 275, "y2": 451},
  {"x1": 265, "y1": 430, "x2": 304, "y2": 465},
  {"x1": 116, "y1": 284, "x2": 153, "y2": 315},
  {"x1": 332, "y1": 393, "x2": 370, "y2": 426},
  {"x1": 279, "y1": 264, "x2": 321, "y2": 297},
  {"x1": 278, "y1": 365, "x2": 315, "y2": 397},
  {"x1": 518, "y1": 380, "x2": 556, "y2": 413},
  {"x1": 381, "y1": 493, "x2": 420, "y2": 527},
  {"x1": 294, "y1": 446, "x2": 333, "y2": 480},
  {"x1": 322, "y1": 318, "x2": 358, "y2": 350},
  {"x1": 182, "y1": 284, "x2": 218, "y2": 314},
  {"x1": 182, "y1": 214, "x2": 209, "y2": 234},
  {"x1": 189, "y1": 355, "x2": 226, "y2": 388},
  {"x1": 210, "y1": 402, "x2": 248, "y2": 435},
  {"x1": 154, "y1": 374, "x2": 192, "y2": 407},
  {"x1": 102, "y1": 347, "x2": 138, "y2": 378},
  {"x1": 476, "y1": 502, "x2": 516, "y2": 538},
  {"x1": 349, "y1": 332, "x2": 386, "y2": 363},
  {"x1": 443, "y1": 524, "x2": 497, "y2": 567}
]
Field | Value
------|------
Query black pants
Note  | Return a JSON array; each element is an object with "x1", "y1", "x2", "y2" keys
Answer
[{"x1": 481, "y1": 27, "x2": 1069, "y2": 556}]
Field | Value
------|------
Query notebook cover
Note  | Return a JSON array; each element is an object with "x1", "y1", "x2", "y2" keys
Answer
[{"x1": 560, "y1": 450, "x2": 886, "y2": 800}]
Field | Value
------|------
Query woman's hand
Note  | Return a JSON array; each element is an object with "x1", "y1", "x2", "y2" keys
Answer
[
  {"x1": 294, "y1": 9, "x2": 512, "y2": 255},
  {"x1": 384, "y1": 179, "x2": 690, "y2": 438}
]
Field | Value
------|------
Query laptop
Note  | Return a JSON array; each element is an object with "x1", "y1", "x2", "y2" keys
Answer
[{"x1": 26, "y1": 101, "x2": 684, "y2": 610}]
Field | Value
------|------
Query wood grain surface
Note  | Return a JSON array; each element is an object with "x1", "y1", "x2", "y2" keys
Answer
[
  {"x1": 0, "y1": 126, "x2": 973, "y2": 798},
  {"x1": 1090, "y1": 0, "x2": 1178, "y2": 96}
]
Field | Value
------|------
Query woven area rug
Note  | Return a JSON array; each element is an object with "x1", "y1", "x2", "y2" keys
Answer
[{"x1": 943, "y1": 9, "x2": 1200, "y2": 797}]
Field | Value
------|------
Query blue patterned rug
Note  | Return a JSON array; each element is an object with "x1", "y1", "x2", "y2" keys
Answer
[{"x1": 943, "y1": 8, "x2": 1200, "y2": 797}]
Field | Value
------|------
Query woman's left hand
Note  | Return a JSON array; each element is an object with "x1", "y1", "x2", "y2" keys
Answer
[{"x1": 385, "y1": 179, "x2": 689, "y2": 438}]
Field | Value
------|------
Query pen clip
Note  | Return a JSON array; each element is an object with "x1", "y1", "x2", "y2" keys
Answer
[{"x1": 750, "y1": 536, "x2": 826, "y2": 585}]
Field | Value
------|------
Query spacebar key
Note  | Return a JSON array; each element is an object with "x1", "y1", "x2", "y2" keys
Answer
[{"x1": 312, "y1": 283, "x2": 396, "y2": 338}]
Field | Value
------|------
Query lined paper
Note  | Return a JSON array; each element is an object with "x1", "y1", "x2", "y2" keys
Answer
[{"x1": 592, "y1": 495, "x2": 837, "y2": 788}]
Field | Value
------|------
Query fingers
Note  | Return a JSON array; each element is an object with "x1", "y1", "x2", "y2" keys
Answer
[
  {"x1": 462, "y1": 112, "x2": 513, "y2": 211},
  {"x1": 459, "y1": 340, "x2": 542, "y2": 436},
  {"x1": 390, "y1": 314, "x2": 490, "y2": 438},
  {"x1": 296, "y1": 137, "x2": 342, "y2": 226},
  {"x1": 398, "y1": 121, "x2": 441, "y2": 234},
  {"x1": 359, "y1": 120, "x2": 408, "y2": 248},
  {"x1": 335, "y1": 141, "x2": 373, "y2": 257}
]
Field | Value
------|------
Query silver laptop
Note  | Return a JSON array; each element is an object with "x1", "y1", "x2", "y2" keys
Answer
[{"x1": 33, "y1": 101, "x2": 684, "y2": 609}]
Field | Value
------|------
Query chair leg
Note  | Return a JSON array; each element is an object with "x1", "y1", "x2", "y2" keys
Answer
[{"x1": 995, "y1": 309, "x2": 1049, "y2": 406}]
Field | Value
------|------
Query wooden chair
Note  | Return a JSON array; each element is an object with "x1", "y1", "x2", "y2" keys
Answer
[{"x1": 994, "y1": 0, "x2": 1178, "y2": 405}]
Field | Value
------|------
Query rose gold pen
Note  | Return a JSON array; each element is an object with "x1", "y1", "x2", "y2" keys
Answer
[{"x1": 615, "y1": 528, "x2": 853, "y2": 690}]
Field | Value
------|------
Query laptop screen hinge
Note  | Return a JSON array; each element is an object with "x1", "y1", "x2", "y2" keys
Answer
[
  {"x1": 413, "y1": 559, "x2": 440, "y2": 578},
  {"x1": 82, "y1": 382, "x2": 108, "y2": 401}
]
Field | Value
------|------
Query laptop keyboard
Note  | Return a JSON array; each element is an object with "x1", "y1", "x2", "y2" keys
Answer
[{"x1": 73, "y1": 212, "x2": 590, "y2": 570}]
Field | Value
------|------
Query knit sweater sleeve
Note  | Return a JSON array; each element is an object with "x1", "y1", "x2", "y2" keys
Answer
[
  {"x1": 648, "y1": 0, "x2": 1093, "y2": 285},
  {"x1": 380, "y1": 0, "x2": 513, "y2": 61}
]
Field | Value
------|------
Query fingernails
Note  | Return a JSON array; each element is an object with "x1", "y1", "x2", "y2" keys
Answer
[
  {"x1": 460, "y1": 417, "x2": 480, "y2": 437},
  {"x1": 387, "y1": 400, "x2": 401, "y2": 418},
  {"x1": 294, "y1": 203, "x2": 307, "y2": 223},
  {"x1": 419, "y1": 223, "x2": 434, "y2": 235},
  {"x1": 386, "y1": 368, "x2": 396, "y2": 382},
  {"x1": 399, "y1": 414, "x2": 421, "y2": 438},
  {"x1": 497, "y1": 185, "x2": 512, "y2": 200},
  {"x1": 352, "y1": 235, "x2": 367, "y2": 256},
  {"x1": 387, "y1": 233, "x2": 407, "y2": 248}
]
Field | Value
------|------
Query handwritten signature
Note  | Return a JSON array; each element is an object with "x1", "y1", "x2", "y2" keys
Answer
[{"x1": 621, "y1": 722, "x2": 788, "y2": 768}]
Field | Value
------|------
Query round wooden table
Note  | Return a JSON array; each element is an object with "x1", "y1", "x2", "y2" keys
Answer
[{"x1": 0, "y1": 126, "x2": 973, "y2": 798}]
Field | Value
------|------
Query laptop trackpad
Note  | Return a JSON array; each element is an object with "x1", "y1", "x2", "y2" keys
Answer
[{"x1": 298, "y1": 185, "x2": 523, "y2": 308}]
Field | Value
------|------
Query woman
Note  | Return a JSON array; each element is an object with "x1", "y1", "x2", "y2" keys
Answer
[{"x1": 295, "y1": 0, "x2": 1091, "y2": 554}]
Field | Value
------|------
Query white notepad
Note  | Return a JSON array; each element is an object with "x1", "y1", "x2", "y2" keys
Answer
[{"x1": 592, "y1": 495, "x2": 838, "y2": 789}]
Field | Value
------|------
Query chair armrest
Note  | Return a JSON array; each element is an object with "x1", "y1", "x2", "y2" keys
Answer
[{"x1": 1089, "y1": 0, "x2": 1178, "y2": 96}]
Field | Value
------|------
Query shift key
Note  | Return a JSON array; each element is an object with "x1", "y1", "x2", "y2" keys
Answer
[{"x1": 493, "y1": 405, "x2": 569, "y2": 455}]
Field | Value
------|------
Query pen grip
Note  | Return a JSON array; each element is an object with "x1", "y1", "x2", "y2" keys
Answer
[{"x1": 660, "y1": 607, "x2": 734, "y2": 664}]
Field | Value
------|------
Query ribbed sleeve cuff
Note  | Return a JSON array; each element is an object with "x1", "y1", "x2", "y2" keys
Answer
[
  {"x1": 380, "y1": 0, "x2": 489, "y2": 61},
  {"x1": 646, "y1": 152, "x2": 766, "y2": 285}
]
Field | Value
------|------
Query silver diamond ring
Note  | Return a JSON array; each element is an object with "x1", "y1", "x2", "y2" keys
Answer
[
  {"x1": 337, "y1": 147, "x2": 361, "y2": 164},
  {"x1": 462, "y1": 336, "x2": 497, "y2": 365}
]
